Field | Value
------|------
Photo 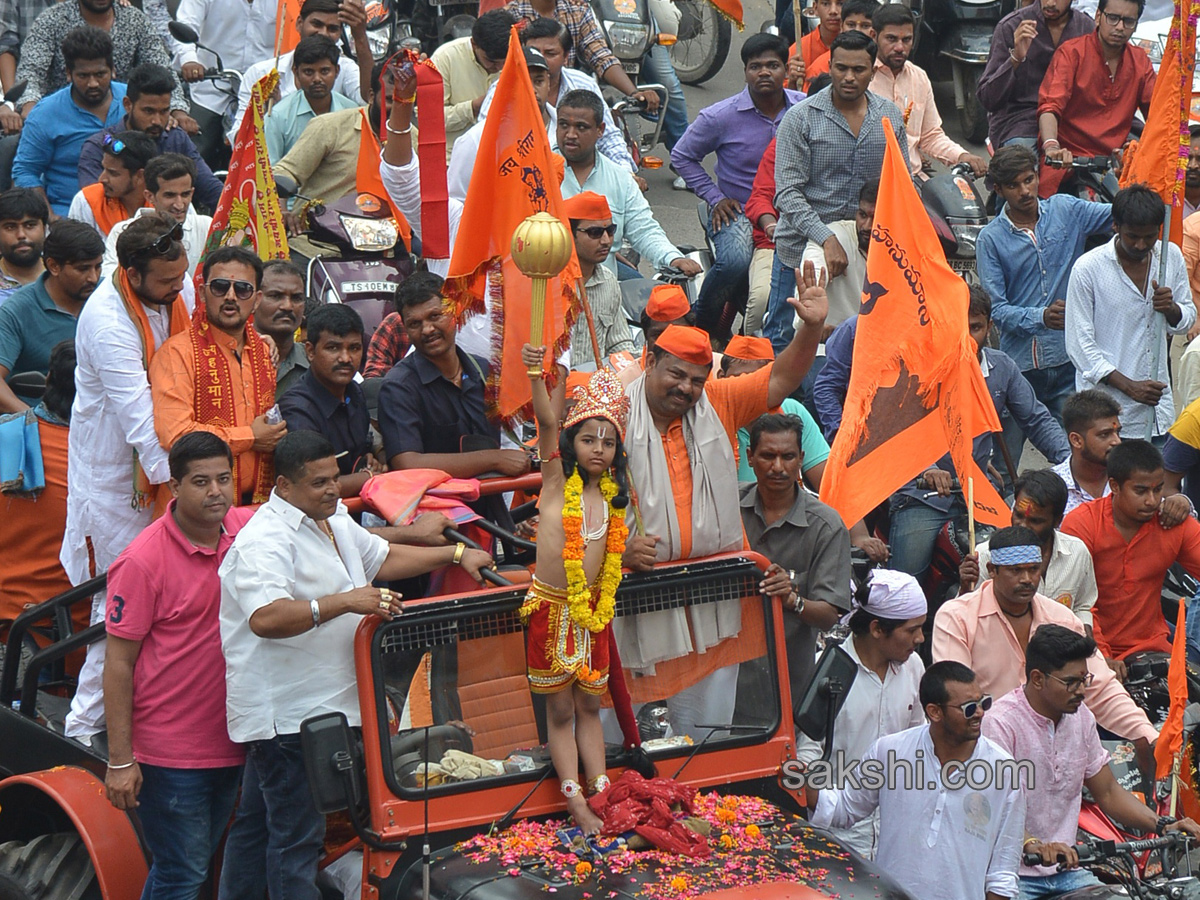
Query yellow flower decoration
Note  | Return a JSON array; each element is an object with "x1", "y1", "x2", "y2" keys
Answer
[
  {"x1": 575, "y1": 861, "x2": 592, "y2": 877},
  {"x1": 562, "y1": 470, "x2": 627, "y2": 632},
  {"x1": 670, "y1": 876, "x2": 688, "y2": 892},
  {"x1": 745, "y1": 824, "x2": 761, "y2": 839}
]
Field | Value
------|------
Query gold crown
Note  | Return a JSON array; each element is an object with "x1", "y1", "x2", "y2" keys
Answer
[{"x1": 562, "y1": 369, "x2": 629, "y2": 437}]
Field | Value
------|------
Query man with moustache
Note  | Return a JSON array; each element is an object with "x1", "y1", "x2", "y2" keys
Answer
[
  {"x1": 563, "y1": 191, "x2": 634, "y2": 370},
  {"x1": 804, "y1": 661, "x2": 1025, "y2": 900},
  {"x1": 79, "y1": 64, "x2": 223, "y2": 211},
  {"x1": 1066, "y1": 185, "x2": 1195, "y2": 441},
  {"x1": 62, "y1": 212, "x2": 196, "y2": 745},
  {"x1": 977, "y1": 0, "x2": 1094, "y2": 150},
  {"x1": 66, "y1": 130, "x2": 156, "y2": 238},
  {"x1": 151, "y1": 246, "x2": 286, "y2": 508},
  {"x1": 934, "y1": 525, "x2": 1159, "y2": 774},
  {"x1": 252, "y1": 260, "x2": 310, "y2": 399},
  {"x1": 0, "y1": 220, "x2": 103, "y2": 412},
  {"x1": 0, "y1": 189, "x2": 50, "y2": 305},
  {"x1": 977, "y1": 145, "x2": 1113, "y2": 438},
  {"x1": 984, "y1": 624, "x2": 1200, "y2": 900},
  {"x1": 264, "y1": 35, "x2": 360, "y2": 164}
]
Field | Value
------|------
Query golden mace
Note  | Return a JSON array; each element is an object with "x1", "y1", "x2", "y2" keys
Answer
[{"x1": 511, "y1": 212, "x2": 574, "y2": 376}]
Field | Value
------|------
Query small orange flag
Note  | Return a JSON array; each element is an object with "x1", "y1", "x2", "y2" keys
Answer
[
  {"x1": 819, "y1": 119, "x2": 1009, "y2": 530},
  {"x1": 276, "y1": 0, "x2": 302, "y2": 56},
  {"x1": 355, "y1": 109, "x2": 412, "y2": 251},
  {"x1": 1155, "y1": 596, "x2": 1200, "y2": 819},
  {"x1": 443, "y1": 26, "x2": 581, "y2": 426},
  {"x1": 1119, "y1": 0, "x2": 1195, "y2": 247}
]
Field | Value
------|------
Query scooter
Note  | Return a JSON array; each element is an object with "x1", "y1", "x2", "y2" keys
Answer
[
  {"x1": 275, "y1": 175, "x2": 416, "y2": 343},
  {"x1": 919, "y1": 162, "x2": 990, "y2": 280},
  {"x1": 907, "y1": 0, "x2": 1017, "y2": 144}
]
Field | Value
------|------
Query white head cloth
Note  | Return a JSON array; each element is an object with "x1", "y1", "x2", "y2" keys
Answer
[{"x1": 843, "y1": 569, "x2": 927, "y2": 624}]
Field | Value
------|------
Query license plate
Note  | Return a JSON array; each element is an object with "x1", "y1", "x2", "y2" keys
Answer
[
  {"x1": 340, "y1": 280, "x2": 399, "y2": 293},
  {"x1": 622, "y1": 61, "x2": 640, "y2": 74}
]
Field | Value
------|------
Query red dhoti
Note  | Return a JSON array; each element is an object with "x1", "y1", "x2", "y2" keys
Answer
[{"x1": 519, "y1": 577, "x2": 611, "y2": 695}]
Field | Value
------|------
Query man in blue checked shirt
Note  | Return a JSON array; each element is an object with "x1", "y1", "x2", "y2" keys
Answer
[{"x1": 976, "y1": 144, "x2": 1112, "y2": 468}]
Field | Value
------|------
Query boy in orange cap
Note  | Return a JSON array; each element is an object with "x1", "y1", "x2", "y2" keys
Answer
[{"x1": 563, "y1": 191, "x2": 634, "y2": 371}]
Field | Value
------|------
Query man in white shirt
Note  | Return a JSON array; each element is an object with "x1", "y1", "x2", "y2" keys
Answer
[
  {"x1": 102, "y1": 153, "x2": 212, "y2": 277},
  {"x1": 431, "y1": 9, "x2": 514, "y2": 160},
  {"x1": 805, "y1": 661, "x2": 1025, "y2": 900},
  {"x1": 230, "y1": 0, "x2": 373, "y2": 147},
  {"x1": 793, "y1": 569, "x2": 926, "y2": 859},
  {"x1": 62, "y1": 213, "x2": 196, "y2": 743},
  {"x1": 1066, "y1": 184, "x2": 1197, "y2": 441},
  {"x1": 960, "y1": 469, "x2": 1099, "y2": 628},
  {"x1": 1052, "y1": 389, "x2": 1121, "y2": 514},
  {"x1": 217, "y1": 431, "x2": 494, "y2": 900}
]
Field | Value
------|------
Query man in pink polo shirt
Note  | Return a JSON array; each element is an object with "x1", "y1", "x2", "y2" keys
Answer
[
  {"x1": 984, "y1": 624, "x2": 1200, "y2": 900},
  {"x1": 102, "y1": 432, "x2": 253, "y2": 900},
  {"x1": 933, "y1": 525, "x2": 1158, "y2": 778}
]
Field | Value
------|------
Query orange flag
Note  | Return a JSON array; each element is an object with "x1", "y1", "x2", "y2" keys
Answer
[
  {"x1": 818, "y1": 119, "x2": 1009, "y2": 530},
  {"x1": 1118, "y1": 0, "x2": 1195, "y2": 247},
  {"x1": 276, "y1": 0, "x2": 302, "y2": 56},
  {"x1": 355, "y1": 109, "x2": 413, "y2": 251},
  {"x1": 1155, "y1": 597, "x2": 1200, "y2": 819},
  {"x1": 443, "y1": 26, "x2": 581, "y2": 425}
]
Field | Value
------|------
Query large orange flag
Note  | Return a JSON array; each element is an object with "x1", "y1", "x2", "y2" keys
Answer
[
  {"x1": 199, "y1": 69, "x2": 288, "y2": 272},
  {"x1": 819, "y1": 119, "x2": 1009, "y2": 529},
  {"x1": 1119, "y1": 0, "x2": 1196, "y2": 246},
  {"x1": 443, "y1": 27, "x2": 581, "y2": 425},
  {"x1": 1155, "y1": 598, "x2": 1200, "y2": 819}
]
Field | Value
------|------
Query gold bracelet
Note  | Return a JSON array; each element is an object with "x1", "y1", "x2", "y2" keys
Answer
[
  {"x1": 1023, "y1": 837, "x2": 1041, "y2": 848},
  {"x1": 453, "y1": 542, "x2": 466, "y2": 565}
]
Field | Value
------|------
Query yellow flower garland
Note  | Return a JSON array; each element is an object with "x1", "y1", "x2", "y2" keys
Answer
[{"x1": 562, "y1": 469, "x2": 627, "y2": 632}]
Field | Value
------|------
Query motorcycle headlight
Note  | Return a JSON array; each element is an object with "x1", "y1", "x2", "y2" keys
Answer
[
  {"x1": 366, "y1": 26, "x2": 391, "y2": 60},
  {"x1": 340, "y1": 214, "x2": 399, "y2": 252},
  {"x1": 605, "y1": 22, "x2": 652, "y2": 58},
  {"x1": 950, "y1": 224, "x2": 984, "y2": 258}
]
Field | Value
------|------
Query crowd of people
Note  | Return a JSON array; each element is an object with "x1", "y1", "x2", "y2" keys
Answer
[{"x1": 4, "y1": 0, "x2": 1200, "y2": 897}]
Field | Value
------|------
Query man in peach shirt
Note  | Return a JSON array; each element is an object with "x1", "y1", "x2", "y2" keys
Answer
[
  {"x1": 933, "y1": 524, "x2": 1158, "y2": 776},
  {"x1": 150, "y1": 246, "x2": 287, "y2": 506}
]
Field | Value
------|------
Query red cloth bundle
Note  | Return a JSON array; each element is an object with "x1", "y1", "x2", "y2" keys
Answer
[{"x1": 586, "y1": 771, "x2": 710, "y2": 858}]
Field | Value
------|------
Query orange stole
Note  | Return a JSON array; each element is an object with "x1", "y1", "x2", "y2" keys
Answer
[
  {"x1": 81, "y1": 182, "x2": 141, "y2": 237},
  {"x1": 189, "y1": 319, "x2": 276, "y2": 503}
]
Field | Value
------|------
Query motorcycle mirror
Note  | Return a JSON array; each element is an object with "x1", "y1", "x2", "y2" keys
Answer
[
  {"x1": 4, "y1": 80, "x2": 26, "y2": 105},
  {"x1": 168, "y1": 20, "x2": 201, "y2": 44},
  {"x1": 275, "y1": 174, "x2": 299, "y2": 198}
]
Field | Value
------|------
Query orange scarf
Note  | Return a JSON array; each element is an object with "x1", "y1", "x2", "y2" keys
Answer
[
  {"x1": 189, "y1": 310, "x2": 277, "y2": 504},
  {"x1": 82, "y1": 182, "x2": 140, "y2": 237},
  {"x1": 116, "y1": 269, "x2": 190, "y2": 509}
]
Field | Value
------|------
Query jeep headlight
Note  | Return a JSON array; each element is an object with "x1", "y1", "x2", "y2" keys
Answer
[{"x1": 341, "y1": 214, "x2": 399, "y2": 252}]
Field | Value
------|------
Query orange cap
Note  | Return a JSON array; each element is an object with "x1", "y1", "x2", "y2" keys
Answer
[
  {"x1": 562, "y1": 191, "x2": 611, "y2": 221},
  {"x1": 655, "y1": 325, "x2": 713, "y2": 367},
  {"x1": 723, "y1": 335, "x2": 775, "y2": 362},
  {"x1": 644, "y1": 284, "x2": 691, "y2": 322}
]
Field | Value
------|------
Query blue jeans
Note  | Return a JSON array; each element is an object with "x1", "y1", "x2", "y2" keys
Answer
[
  {"x1": 641, "y1": 43, "x2": 689, "y2": 151},
  {"x1": 218, "y1": 734, "x2": 326, "y2": 900},
  {"x1": 137, "y1": 764, "x2": 242, "y2": 900},
  {"x1": 888, "y1": 497, "x2": 957, "y2": 580},
  {"x1": 762, "y1": 253, "x2": 799, "y2": 353},
  {"x1": 1000, "y1": 361, "x2": 1075, "y2": 489},
  {"x1": 695, "y1": 208, "x2": 754, "y2": 334},
  {"x1": 1019, "y1": 869, "x2": 1101, "y2": 900}
]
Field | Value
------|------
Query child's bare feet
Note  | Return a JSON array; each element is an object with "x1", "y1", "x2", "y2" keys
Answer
[{"x1": 566, "y1": 792, "x2": 604, "y2": 835}]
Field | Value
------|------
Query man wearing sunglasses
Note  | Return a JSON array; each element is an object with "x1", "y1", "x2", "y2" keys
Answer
[
  {"x1": 562, "y1": 191, "x2": 633, "y2": 371},
  {"x1": 66, "y1": 130, "x2": 156, "y2": 238},
  {"x1": 150, "y1": 246, "x2": 286, "y2": 507},
  {"x1": 984, "y1": 624, "x2": 1200, "y2": 900},
  {"x1": 806, "y1": 660, "x2": 1025, "y2": 900},
  {"x1": 1036, "y1": 0, "x2": 1154, "y2": 197},
  {"x1": 934, "y1": 525, "x2": 1159, "y2": 779}
]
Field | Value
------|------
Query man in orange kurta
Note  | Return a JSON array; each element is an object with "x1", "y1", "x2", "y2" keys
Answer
[{"x1": 150, "y1": 247, "x2": 286, "y2": 506}]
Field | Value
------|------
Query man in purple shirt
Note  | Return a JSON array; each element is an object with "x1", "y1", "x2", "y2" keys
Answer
[
  {"x1": 671, "y1": 32, "x2": 803, "y2": 339},
  {"x1": 976, "y1": 0, "x2": 1094, "y2": 149},
  {"x1": 983, "y1": 624, "x2": 1200, "y2": 900}
]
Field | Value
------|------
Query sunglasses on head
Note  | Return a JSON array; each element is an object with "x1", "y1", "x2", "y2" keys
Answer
[
  {"x1": 576, "y1": 224, "x2": 617, "y2": 239},
  {"x1": 102, "y1": 133, "x2": 126, "y2": 154},
  {"x1": 132, "y1": 222, "x2": 184, "y2": 258},
  {"x1": 207, "y1": 278, "x2": 257, "y2": 301}
]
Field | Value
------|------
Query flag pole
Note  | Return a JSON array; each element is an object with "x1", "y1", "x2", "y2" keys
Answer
[
  {"x1": 576, "y1": 277, "x2": 604, "y2": 368},
  {"x1": 273, "y1": 0, "x2": 288, "y2": 71},
  {"x1": 1147, "y1": 202, "x2": 1171, "y2": 440},
  {"x1": 967, "y1": 477, "x2": 976, "y2": 555}
]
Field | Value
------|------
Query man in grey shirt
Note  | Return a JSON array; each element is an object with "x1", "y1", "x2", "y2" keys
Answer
[
  {"x1": 740, "y1": 412, "x2": 851, "y2": 702},
  {"x1": 775, "y1": 30, "x2": 908, "y2": 282}
]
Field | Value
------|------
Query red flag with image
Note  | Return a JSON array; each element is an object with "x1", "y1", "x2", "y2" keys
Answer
[
  {"x1": 443, "y1": 26, "x2": 581, "y2": 426},
  {"x1": 818, "y1": 119, "x2": 1009, "y2": 530}
]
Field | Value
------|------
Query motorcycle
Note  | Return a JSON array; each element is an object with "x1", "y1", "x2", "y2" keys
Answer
[
  {"x1": 919, "y1": 161, "x2": 990, "y2": 280},
  {"x1": 1024, "y1": 832, "x2": 1200, "y2": 898},
  {"x1": 590, "y1": 0, "x2": 729, "y2": 87},
  {"x1": 906, "y1": 0, "x2": 1017, "y2": 144},
  {"x1": 166, "y1": 20, "x2": 244, "y2": 144},
  {"x1": 275, "y1": 175, "x2": 416, "y2": 343}
]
